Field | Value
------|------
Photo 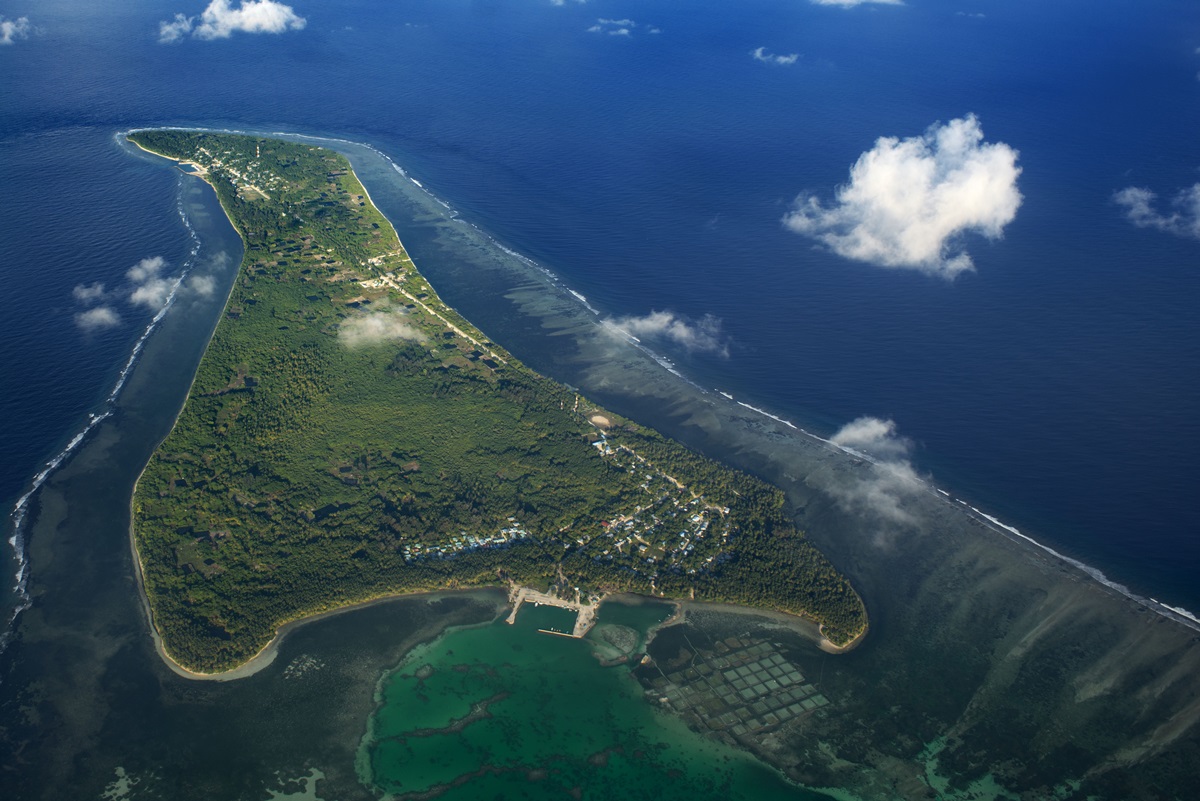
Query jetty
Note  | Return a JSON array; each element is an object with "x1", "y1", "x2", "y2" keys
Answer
[{"x1": 506, "y1": 584, "x2": 603, "y2": 638}]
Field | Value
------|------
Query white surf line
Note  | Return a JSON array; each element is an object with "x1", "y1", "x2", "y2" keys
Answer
[
  {"x1": 724, "y1": 398, "x2": 1200, "y2": 633},
  {"x1": 735, "y1": 400, "x2": 800, "y2": 431},
  {"x1": 597, "y1": 319, "x2": 709, "y2": 388},
  {"x1": 954, "y1": 499, "x2": 1200, "y2": 633},
  {"x1": 2, "y1": 165, "x2": 204, "y2": 658},
  {"x1": 566, "y1": 289, "x2": 600, "y2": 316}
]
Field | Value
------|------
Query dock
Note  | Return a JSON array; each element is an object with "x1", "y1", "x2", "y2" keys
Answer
[{"x1": 506, "y1": 584, "x2": 603, "y2": 638}]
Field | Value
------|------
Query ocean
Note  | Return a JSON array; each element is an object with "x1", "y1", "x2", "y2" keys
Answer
[
  {"x1": 5, "y1": 0, "x2": 1198, "y2": 625},
  {"x1": 2, "y1": 1, "x2": 1200, "y2": 797}
]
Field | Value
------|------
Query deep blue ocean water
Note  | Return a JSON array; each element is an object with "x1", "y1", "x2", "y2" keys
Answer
[{"x1": 3, "y1": 0, "x2": 1199, "y2": 631}]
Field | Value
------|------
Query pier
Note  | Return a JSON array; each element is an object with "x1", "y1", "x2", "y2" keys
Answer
[{"x1": 506, "y1": 584, "x2": 603, "y2": 638}]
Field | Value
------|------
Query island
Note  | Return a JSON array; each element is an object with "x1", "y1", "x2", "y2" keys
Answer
[{"x1": 126, "y1": 130, "x2": 867, "y2": 674}]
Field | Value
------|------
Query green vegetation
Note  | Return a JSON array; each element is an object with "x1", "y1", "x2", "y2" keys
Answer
[{"x1": 128, "y1": 130, "x2": 866, "y2": 672}]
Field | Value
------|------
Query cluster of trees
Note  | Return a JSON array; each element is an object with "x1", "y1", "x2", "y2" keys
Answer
[{"x1": 129, "y1": 131, "x2": 866, "y2": 672}]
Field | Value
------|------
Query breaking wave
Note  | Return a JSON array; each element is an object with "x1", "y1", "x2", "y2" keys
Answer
[{"x1": 725, "y1": 396, "x2": 1200, "y2": 634}]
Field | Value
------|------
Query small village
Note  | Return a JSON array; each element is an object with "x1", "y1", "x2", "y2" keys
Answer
[
  {"x1": 585, "y1": 428, "x2": 733, "y2": 574},
  {"x1": 183, "y1": 143, "x2": 286, "y2": 200},
  {"x1": 400, "y1": 519, "x2": 531, "y2": 563}
]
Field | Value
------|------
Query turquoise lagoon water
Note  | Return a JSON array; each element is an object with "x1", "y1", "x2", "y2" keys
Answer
[{"x1": 361, "y1": 601, "x2": 826, "y2": 800}]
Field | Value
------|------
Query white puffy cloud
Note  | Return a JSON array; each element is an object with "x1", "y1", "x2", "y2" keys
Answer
[
  {"x1": 72, "y1": 281, "x2": 116, "y2": 330},
  {"x1": 751, "y1": 47, "x2": 799, "y2": 66},
  {"x1": 160, "y1": 0, "x2": 306, "y2": 43},
  {"x1": 830, "y1": 416, "x2": 911, "y2": 461},
  {"x1": 601, "y1": 310, "x2": 728, "y2": 356},
  {"x1": 127, "y1": 256, "x2": 178, "y2": 310},
  {"x1": 75, "y1": 306, "x2": 121, "y2": 331},
  {"x1": 339, "y1": 311, "x2": 423, "y2": 348},
  {"x1": 0, "y1": 14, "x2": 31, "y2": 44},
  {"x1": 72, "y1": 282, "x2": 107, "y2": 303},
  {"x1": 810, "y1": 0, "x2": 903, "y2": 7},
  {"x1": 784, "y1": 114, "x2": 1022, "y2": 279},
  {"x1": 823, "y1": 416, "x2": 925, "y2": 532},
  {"x1": 195, "y1": 0, "x2": 305, "y2": 38},
  {"x1": 126, "y1": 256, "x2": 166, "y2": 283},
  {"x1": 1114, "y1": 183, "x2": 1200, "y2": 240}
]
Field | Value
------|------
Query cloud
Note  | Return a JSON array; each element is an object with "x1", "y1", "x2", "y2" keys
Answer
[
  {"x1": 188, "y1": 274, "x2": 217, "y2": 297},
  {"x1": 601, "y1": 310, "x2": 728, "y2": 356},
  {"x1": 822, "y1": 416, "x2": 925, "y2": 533},
  {"x1": 550, "y1": 0, "x2": 586, "y2": 5},
  {"x1": 588, "y1": 18, "x2": 650, "y2": 37},
  {"x1": 72, "y1": 282, "x2": 107, "y2": 303},
  {"x1": 160, "y1": 0, "x2": 306, "y2": 43},
  {"x1": 339, "y1": 310, "x2": 424, "y2": 348},
  {"x1": 1113, "y1": 183, "x2": 1200, "y2": 240},
  {"x1": 783, "y1": 114, "x2": 1022, "y2": 279},
  {"x1": 831, "y1": 416, "x2": 911, "y2": 461},
  {"x1": 751, "y1": 47, "x2": 799, "y2": 66},
  {"x1": 159, "y1": 14, "x2": 194, "y2": 43},
  {"x1": 126, "y1": 255, "x2": 167, "y2": 283},
  {"x1": 0, "y1": 14, "x2": 30, "y2": 44},
  {"x1": 73, "y1": 258, "x2": 182, "y2": 327},
  {"x1": 130, "y1": 281, "x2": 175, "y2": 309},
  {"x1": 810, "y1": 0, "x2": 903, "y2": 7},
  {"x1": 127, "y1": 256, "x2": 178, "y2": 310},
  {"x1": 75, "y1": 306, "x2": 121, "y2": 331}
]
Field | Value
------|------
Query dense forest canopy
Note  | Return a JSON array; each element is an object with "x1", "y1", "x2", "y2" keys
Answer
[{"x1": 128, "y1": 130, "x2": 866, "y2": 672}]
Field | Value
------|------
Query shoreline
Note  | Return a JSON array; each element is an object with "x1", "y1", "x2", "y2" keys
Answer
[
  {"x1": 130, "y1": 444, "x2": 507, "y2": 684},
  {"x1": 664, "y1": 598, "x2": 868, "y2": 654},
  {"x1": 130, "y1": 438, "x2": 510, "y2": 683},
  {"x1": 123, "y1": 133, "x2": 255, "y2": 681},
  {"x1": 596, "y1": 592, "x2": 865, "y2": 656}
]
